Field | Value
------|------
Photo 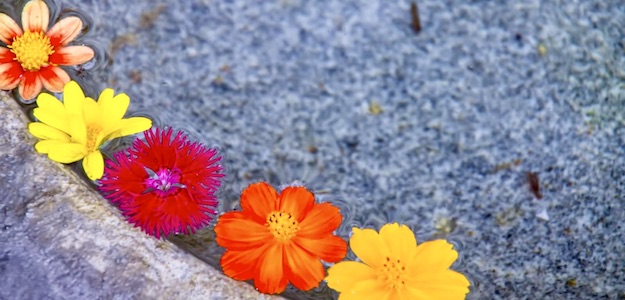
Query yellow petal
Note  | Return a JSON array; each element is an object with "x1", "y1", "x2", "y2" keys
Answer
[
  {"x1": 82, "y1": 150, "x2": 104, "y2": 180},
  {"x1": 99, "y1": 90, "x2": 129, "y2": 127},
  {"x1": 83, "y1": 96, "x2": 101, "y2": 126},
  {"x1": 0, "y1": 14, "x2": 22, "y2": 44},
  {"x1": 379, "y1": 223, "x2": 417, "y2": 263},
  {"x1": 62, "y1": 80, "x2": 85, "y2": 117},
  {"x1": 22, "y1": 0, "x2": 49, "y2": 32},
  {"x1": 32, "y1": 94, "x2": 71, "y2": 134},
  {"x1": 34, "y1": 139, "x2": 67, "y2": 154},
  {"x1": 410, "y1": 240, "x2": 459, "y2": 273},
  {"x1": 407, "y1": 270, "x2": 470, "y2": 299},
  {"x1": 349, "y1": 227, "x2": 390, "y2": 269},
  {"x1": 340, "y1": 279, "x2": 390, "y2": 300},
  {"x1": 28, "y1": 122, "x2": 70, "y2": 141},
  {"x1": 326, "y1": 261, "x2": 376, "y2": 292},
  {"x1": 46, "y1": 16, "x2": 82, "y2": 46},
  {"x1": 112, "y1": 116, "x2": 152, "y2": 138},
  {"x1": 46, "y1": 142, "x2": 86, "y2": 163}
]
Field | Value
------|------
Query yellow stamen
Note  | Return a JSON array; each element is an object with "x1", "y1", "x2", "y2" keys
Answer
[
  {"x1": 378, "y1": 256, "x2": 408, "y2": 289},
  {"x1": 9, "y1": 31, "x2": 54, "y2": 71},
  {"x1": 266, "y1": 211, "x2": 300, "y2": 241},
  {"x1": 85, "y1": 124, "x2": 103, "y2": 152}
]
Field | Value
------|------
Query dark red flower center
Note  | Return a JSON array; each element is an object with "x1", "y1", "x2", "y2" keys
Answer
[{"x1": 144, "y1": 167, "x2": 184, "y2": 197}]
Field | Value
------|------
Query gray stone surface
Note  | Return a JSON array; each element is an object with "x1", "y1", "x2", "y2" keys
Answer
[
  {"x1": 1, "y1": 0, "x2": 625, "y2": 299},
  {"x1": 0, "y1": 94, "x2": 282, "y2": 300}
]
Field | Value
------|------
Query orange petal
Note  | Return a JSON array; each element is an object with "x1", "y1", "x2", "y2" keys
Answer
[
  {"x1": 49, "y1": 45, "x2": 94, "y2": 66},
  {"x1": 240, "y1": 182, "x2": 278, "y2": 224},
  {"x1": 46, "y1": 16, "x2": 83, "y2": 46},
  {"x1": 0, "y1": 14, "x2": 22, "y2": 44},
  {"x1": 39, "y1": 66, "x2": 69, "y2": 93},
  {"x1": 297, "y1": 202, "x2": 343, "y2": 238},
  {"x1": 0, "y1": 62, "x2": 23, "y2": 90},
  {"x1": 284, "y1": 242, "x2": 325, "y2": 291},
  {"x1": 277, "y1": 186, "x2": 315, "y2": 222},
  {"x1": 214, "y1": 211, "x2": 273, "y2": 251},
  {"x1": 0, "y1": 47, "x2": 16, "y2": 63},
  {"x1": 293, "y1": 235, "x2": 347, "y2": 263},
  {"x1": 18, "y1": 71, "x2": 42, "y2": 100},
  {"x1": 254, "y1": 243, "x2": 288, "y2": 294},
  {"x1": 220, "y1": 247, "x2": 266, "y2": 281},
  {"x1": 22, "y1": 0, "x2": 49, "y2": 32}
]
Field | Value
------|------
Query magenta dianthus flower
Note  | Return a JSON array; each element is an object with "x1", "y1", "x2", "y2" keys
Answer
[{"x1": 99, "y1": 127, "x2": 224, "y2": 238}]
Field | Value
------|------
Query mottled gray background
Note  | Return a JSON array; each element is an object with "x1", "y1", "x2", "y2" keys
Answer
[{"x1": 2, "y1": 0, "x2": 625, "y2": 299}]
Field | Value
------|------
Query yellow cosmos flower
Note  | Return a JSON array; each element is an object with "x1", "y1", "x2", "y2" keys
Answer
[
  {"x1": 28, "y1": 80, "x2": 152, "y2": 180},
  {"x1": 325, "y1": 223, "x2": 470, "y2": 300}
]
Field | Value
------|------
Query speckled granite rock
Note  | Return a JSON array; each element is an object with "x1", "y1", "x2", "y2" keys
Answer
[{"x1": 0, "y1": 93, "x2": 283, "y2": 300}]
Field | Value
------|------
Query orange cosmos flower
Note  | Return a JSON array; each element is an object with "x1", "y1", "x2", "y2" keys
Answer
[
  {"x1": 0, "y1": 0, "x2": 94, "y2": 100},
  {"x1": 214, "y1": 182, "x2": 348, "y2": 294}
]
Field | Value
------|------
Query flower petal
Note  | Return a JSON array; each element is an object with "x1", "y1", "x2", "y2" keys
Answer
[
  {"x1": 46, "y1": 16, "x2": 82, "y2": 46},
  {"x1": 99, "y1": 90, "x2": 129, "y2": 122},
  {"x1": 0, "y1": 61, "x2": 22, "y2": 90},
  {"x1": 22, "y1": 0, "x2": 49, "y2": 32},
  {"x1": 49, "y1": 45, "x2": 94, "y2": 66},
  {"x1": 34, "y1": 139, "x2": 67, "y2": 154},
  {"x1": 298, "y1": 202, "x2": 343, "y2": 238},
  {"x1": 407, "y1": 270, "x2": 471, "y2": 299},
  {"x1": 28, "y1": 122, "x2": 70, "y2": 141},
  {"x1": 254, "y1": 243, "x2": 288, "y2": 294},
  {"x1": 47, "y1": 142, "x2": 86, "y2": 163},
  {"x1": 326, "y1": 261, "x2": 377, "y2": 293},
  {"x1": 214, "y1": 211, "x2": 273, "y2": 251},
  {"x1": 284, "y1": 242, "x2": 325, "y2": 291},
  {"x1": 62, "y1": 81, "x2": 86, "y2": 142},
  {"x1": 82, "y1": 150, "x2": 104, "y2": 180},
  {"x1": 0, "y1": 14, "x2": 22, "y2": 44},
  {"x1": 240, "y1": 182, "x2": 278, "y2": 224},
  {"x1": 409, "y1": 240, "x2": 460, "y2": 273},
  {"x1": 33, "y1": 92, "x2": 70, "y2": 134},
  {"x1": 221, "y1": 247, "x2": 267, "y2": 281},
  {"x1": 18, "y1": 71, "x2": 43, "y2": 100},
  {"x1": 277, "y1": 186, "x2": 315, "y2": 222},
  {"x1": 0, "y1": 47, "x2": 16, "y2": 63},
  {"x1": 349, "y1": 227, "x2": 390, "y2": 269},
  {"x1": 108, "y1": 116, "x2": 152, "y2": 139},
  {"x1": 342, "y1": 279, "x2": 390, "y2": 300},
  {"x1": 379, "y1": 223, "x2": 417, "y2": 263},
  {"x1": 40, "y1": 66, "x2": 70, "y2": 93},
  {"x1": 293, "y1": 235, "x2": 347, "y2": 263}
]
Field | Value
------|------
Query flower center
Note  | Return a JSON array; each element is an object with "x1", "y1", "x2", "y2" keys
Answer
[
  {"x1": 266, "y1": 211, "x2": 300, "y2": 241},
  {"x1": 8, "y1": 31, "x2": 55, "y2": 71},
  {"x1": 378, "y1": 256, "x2": 408, "y2": 290},
  {"x1": 145, "y1": 168, "x2": 184, "y2": 197},
  {"x1": 85, "y1": 124, "x2": 103, "y2": 152}
]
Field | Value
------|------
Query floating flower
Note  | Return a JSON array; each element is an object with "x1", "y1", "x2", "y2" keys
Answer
[
  {"x1": 0, "y1": 0, "x2": 94, "y2": 100},
  {"x1": 28, "y1": 80, "x2": 152, "y2": 180},
  {"x1": 99, "y1": 127, "x2": 224, "y2": 239},
  {"x1": 325, "y1": 223, "x2": 470, "y2": 300},
  {"x1": 214, "y1": 182, "x2": 348, "y2": 294}
]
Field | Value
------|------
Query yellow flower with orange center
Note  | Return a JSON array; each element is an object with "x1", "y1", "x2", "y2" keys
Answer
[
  {"x1": 325, "y1": 223, "x2": 471, "y2": 300},
  {"x1": 0, "y1": 0, "x2": 95, "y2": 100},
  {"x1": 28, "y1": 81, "x2": 152, "y2": 180}
]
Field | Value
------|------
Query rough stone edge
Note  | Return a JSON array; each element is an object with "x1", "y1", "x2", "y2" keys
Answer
[{"x1": 1, "y1": 91, "x2": 284, "y2": 300}]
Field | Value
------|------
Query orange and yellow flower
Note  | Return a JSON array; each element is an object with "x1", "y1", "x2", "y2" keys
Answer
[
  {"x1": 325, "y1": 223, "x2": 471, "y2": 300},
  {"x1": 214, "y1": 182, "x2": 348, "y2": 294},
  {"x1": 0, "y1": 0, "x2": 94, "y2": 100}
]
